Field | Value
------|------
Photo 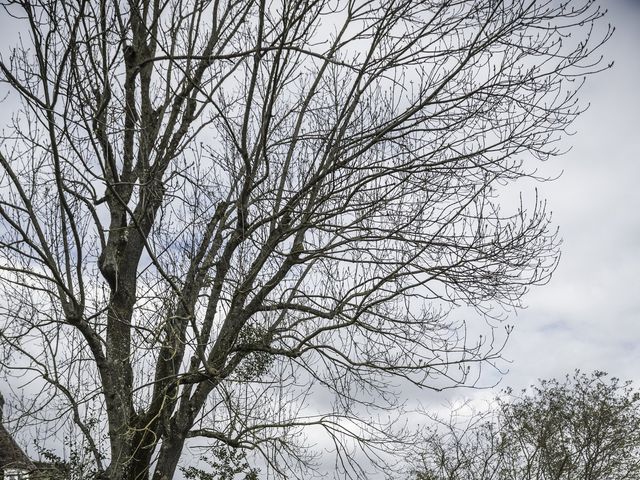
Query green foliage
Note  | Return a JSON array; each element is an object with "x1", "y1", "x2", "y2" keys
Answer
[
  {"x1": 413, "y1": 371, "x2": 640, "y2": 480},
  {"x1": 33, "y1": 440, "x2": 98, "y2": 480},
  {"x1": 233, "y1": 324, "x2": 275, "y2": 382},
  {"x1": 180, "y1": 446, "x2": 260, "y2": 480}
]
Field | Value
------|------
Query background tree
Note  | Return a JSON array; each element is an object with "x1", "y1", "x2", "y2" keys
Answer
[
  {"x1": 412, "y1": 371, "x2": 640, "y2": 480},
  {"x1": 0, "y1": 0, "x2": 611, "y2": 479}
]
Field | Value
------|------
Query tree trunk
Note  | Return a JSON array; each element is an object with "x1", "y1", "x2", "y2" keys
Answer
[{"x1": 151, "y1": 435, "x2": 187, "y2": 480}]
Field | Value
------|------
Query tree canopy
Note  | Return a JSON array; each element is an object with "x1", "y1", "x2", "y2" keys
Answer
[{"x1": 413, "y1": 371, "x2": 640, "y2": 480}]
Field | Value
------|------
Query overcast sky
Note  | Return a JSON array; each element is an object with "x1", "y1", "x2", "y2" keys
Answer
[
  {"x1": 488, "y1": 0, "x2": 640, "y2": 393},
  {"x1": 0, "y1": 0, "x2": 639, "y2": 477},
  {"x1": 390, "y1": 0, "x2": 640, "y2": 420}
]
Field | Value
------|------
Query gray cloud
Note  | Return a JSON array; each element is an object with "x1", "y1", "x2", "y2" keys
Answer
[{"x1": 494, "y1": 0, "x2": 640, "y2": 391}]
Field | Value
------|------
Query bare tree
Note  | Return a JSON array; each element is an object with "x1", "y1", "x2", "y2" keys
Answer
[{"x1": 0, "y1": 0, "x2": 611, "y2": 479}]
